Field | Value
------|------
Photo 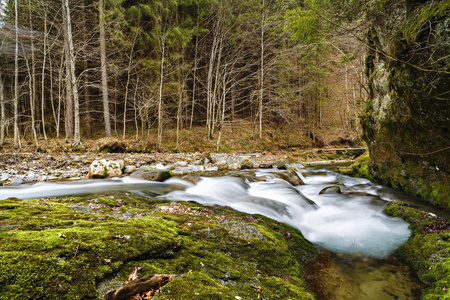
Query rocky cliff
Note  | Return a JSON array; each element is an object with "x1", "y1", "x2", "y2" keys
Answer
[{"x1": 362, "y1": 0, "x2": 449, "y2": 209}]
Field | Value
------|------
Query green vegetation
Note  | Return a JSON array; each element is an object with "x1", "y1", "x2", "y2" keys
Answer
[
  {"x1": 384, "y1": 201, "x2": 450, "y2": 299},
  {"x1": 359, "y1": 0, "x2": 449, "y2": 210},
  {"x1": 338, "y1": 151, "x2": 449, "y2": 210},
  {"x1": 0, "y1": 192, "x2": 316, "y2": 299}
]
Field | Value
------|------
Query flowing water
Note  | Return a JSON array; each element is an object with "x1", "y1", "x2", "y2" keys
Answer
[{"x1": 0, "y1": 164, "x2": 430, "y2": 299}]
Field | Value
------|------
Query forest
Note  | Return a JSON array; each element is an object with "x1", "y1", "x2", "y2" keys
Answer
[
  {"x1": 0, "y1": 0, "x2": 369, "y2": 152},
  {"x1": 0, "y1": 0, "x2": 449, "y2": 299}
]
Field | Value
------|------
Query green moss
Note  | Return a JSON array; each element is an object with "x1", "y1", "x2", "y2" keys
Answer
[
  {"x1": 384, "y1": 202, "x2": 450, "y2": 298},
  {"x1": 96, "y1": 197, "x2": 118, "y2": 207},
  {"x1": 0, "y1": 193, "x2": 317, "y2": 299},
  {"x1": 402, "y1": 1, "x2": 450, "y2": 44},
  {"x1": 336, "y1": 151, "x2": 373, "y2": 180}
]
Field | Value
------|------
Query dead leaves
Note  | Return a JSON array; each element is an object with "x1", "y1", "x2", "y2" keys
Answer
[{"x1": 127, "y1": 267, "x2": 142, "y2": 283}]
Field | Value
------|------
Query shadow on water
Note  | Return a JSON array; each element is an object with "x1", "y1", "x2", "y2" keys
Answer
[{"x1": 305, "y1": 252, "x2": 426, "y2": 300}]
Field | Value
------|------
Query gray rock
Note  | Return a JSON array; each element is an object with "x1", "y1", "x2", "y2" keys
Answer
[
  {"x1": 0, "y1": 173, "x2": 10, "y2": 181},
  {"x1": 319, "y1": 186, "x2": 342, "y2": 195},
  {"x1": 10, "y1": 176, "x2": 25, "y2": 185},
  {"x1": 177, "y1": 161, "x2": 188, "y2": 167},
  {"x1": 130, "y1": 167, "x2": 172, "y2": 182},
  {"x1": 123, "y1": 165, "x2": 137, "y2": 174},
  {"x1": 272, "y1": 170, "x2": 305, "y2": 186}
]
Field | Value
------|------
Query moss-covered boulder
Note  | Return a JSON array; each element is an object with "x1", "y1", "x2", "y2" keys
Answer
[
  {"x1": 0, "y1": 192, "x2": 317, "y2": 299},
  {"x1": 384, "y1": 201, "x2": 450, "y2": 299},
  {"x1": 87, "y1": 159, "x2": 125, "y2": 179},
  {"x1": 362, "y1": 0, "x2": 450, "y2": 210}
]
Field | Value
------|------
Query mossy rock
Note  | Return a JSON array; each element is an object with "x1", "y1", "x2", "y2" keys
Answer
[
  {"x1": 0, "y1": 192, "x2": 317, "y2": 299},
  {"x1": 384, "y1": 201, "x2": 450, "y2": 299},
  {"x1": 336, "y1": 151, "x2": 372, "y2": 180}
]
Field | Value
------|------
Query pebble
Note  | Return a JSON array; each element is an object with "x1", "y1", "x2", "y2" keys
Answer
[{"x1": 0, "y1": 152, "x2": 289, "y2": 185}]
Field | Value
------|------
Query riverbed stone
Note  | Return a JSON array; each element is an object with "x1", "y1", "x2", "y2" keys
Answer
[
  {"x1": 123, "y1": 165, "x2": 137, "y2": 174},
  {"x1": 130, "y1": 166, "x2": 172, "y2": 182},
  {"x1": 87, "y1": 159, "x2": 124, "y2": 179},
  {"x1": 272, "y1": 170, "x2": 305, "y2": 186},
  {"x1": 240, "y1": 156, "x2": 253, "y2": 169},
  {"x1": 177, "y1": 161, "x2": 188, "y2": 167},
  {"x1": 10, "y1": 176, "x2": 24, "y2": 185},
  {"x1": 319, "y1": 186, "x2": 342, "y2": 194},
  {"x1": 216, "y1": 160, "x2": 228, "y2": 170}
]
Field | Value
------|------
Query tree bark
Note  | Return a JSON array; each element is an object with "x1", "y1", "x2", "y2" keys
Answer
[
  {"x1": 41, "y1": 6, "x2": 48, "y2": 140},
  {"x1": 157, "y1": 35, "x2": 165, "y2": 149},
  {"x1": 23, "y1": 45, "x2": 38, "y2": 147},
  {"x1": 0, "y1": 71, "x2": 5, "y2": 145},
  {"x1": 99, "y1": 0, "x2": 112, "y2": 137},
  {"x1": 82, "y1": 0, "x2": 92, "y2": 138},
  {"x1": 259, "y1": 0, "x2": 265, "y2": 139},
  {"x1": 14, "y1": 0, "x2": 20, "y2": 148},
  {"x1": 63, "y1": 0, "x2": 81, "y2": 145}
]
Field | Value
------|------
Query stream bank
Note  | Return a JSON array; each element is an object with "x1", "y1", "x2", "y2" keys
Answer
[
  {"x1": 384, "y1": 201, "x2": 450, "y2": 299},
  {"x1": 0, "y1": 191, "x2": 317, "y2": 299},
  {"x1": 0, "y1": 162, "x2": 433, "y2": 299}
]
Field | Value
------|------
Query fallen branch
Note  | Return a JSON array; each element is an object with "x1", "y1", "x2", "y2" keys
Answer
[{"x1": 103, "y1": 274, "x2": 180, "y2": 300}]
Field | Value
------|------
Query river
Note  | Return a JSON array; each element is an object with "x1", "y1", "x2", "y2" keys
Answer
[{"x1": 0, "y1": 163, "x2": 429, "y2": 299}]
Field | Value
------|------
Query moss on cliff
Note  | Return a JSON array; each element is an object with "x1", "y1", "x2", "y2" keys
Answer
[
  {"x1": 384, "y1": 201, "x2": 450, "y2": 299},
  {"x1": 0, "y1": 192, "x2": 316, "y2": 299},
  {"x1": 362, "y1": 0, "x2": 450, "y2": 210}
]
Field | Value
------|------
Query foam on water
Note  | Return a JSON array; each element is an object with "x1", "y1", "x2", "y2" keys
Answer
[
  {"x1": 161, "y1": 168, "x2": 411, "y2": 257},
  {"x1": 0, "y1": 166, "x2": 411, "y2": 257}
]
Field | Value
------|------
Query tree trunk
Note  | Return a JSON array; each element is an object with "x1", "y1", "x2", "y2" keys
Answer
[
  {"x1": 63, "y1": 0, "x2": 80, "y2": 145},
  {"x1": 259, "y1": 0, "x2": 265, "y2": 139},
  {"x1": 14, "y1": 0, "x2": 20, "y2": 148},
  {"x1": 99, "y1": 0, "x2": 112, "y2": 137},
  {"x1": 216, "y1": 66, "x2": 227, "y2": 151},
  {"x1": 206, "y1": 29, "x2": 219, "y2": 139},
  {"x1": 190, "y1": 5, "x2": 199, "y2": 130},
  {"x1": 82, "y1": 0, "x2": 92, "y2": 138},
  {"x1": 134, "y1": 74, "x2": 139, "y2": 140},
  {"x1": 0, "y1": 71, "x2": 5, "y2": 145},
  {"x1": 24, "y1": 45, "x2": 38, "y2": 147},
  {"x1": 63, "y1": 7, "x2": 73, "y2": 140},
  {"x1": 157, "y1": 36, "x2": 165, "y2": 149},
  {"x1": 41, "y1": 7, "x2": 48, "y2": 140},
  {"x1": 122, "y1": 26, "x2": 138, "y2": 140},
  {"x1": 29, "y1": 1, "x2": 39, "y2": 142}
]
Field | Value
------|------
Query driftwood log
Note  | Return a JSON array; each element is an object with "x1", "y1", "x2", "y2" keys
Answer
[{"x1": 104, "y1": 274, "x2": 180, "y2": 300}]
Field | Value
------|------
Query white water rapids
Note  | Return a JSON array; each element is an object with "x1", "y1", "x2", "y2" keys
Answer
[{"x1": 0, "y1": 166, "x2": 411, "y2": 257}]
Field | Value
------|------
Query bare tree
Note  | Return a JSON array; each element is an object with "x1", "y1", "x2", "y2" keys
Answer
[
  {"x1": 0, "y1": 70, "x2": 5, "y2": 145},
  {"x1": 259, "y1": 0, "x2": 265, "y2": 139},
  {"x1": 14, "y1": 0, "x2": 20, "y2": 148},
  {"x1": 99, "y1": 0, "x2": 112, "y2": 137},
  {"x1": 63, "y1": 0, "x2": 81, "y2": 145}
]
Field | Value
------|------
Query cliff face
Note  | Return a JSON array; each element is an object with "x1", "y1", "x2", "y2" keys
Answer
[{"x1": 362, "y1": 0, "x2": 449, "y2": 209}]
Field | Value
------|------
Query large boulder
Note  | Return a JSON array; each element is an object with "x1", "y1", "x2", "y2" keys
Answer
[
  {"x1": 87, "y1": 159, "x2": 124, "y2": 179},
  {"x1": 130, "y1": 166, "x2": 172, "y2": 182},
  {"x1": 362, "y1": 0, "x2": 449, "y2": 209}
]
